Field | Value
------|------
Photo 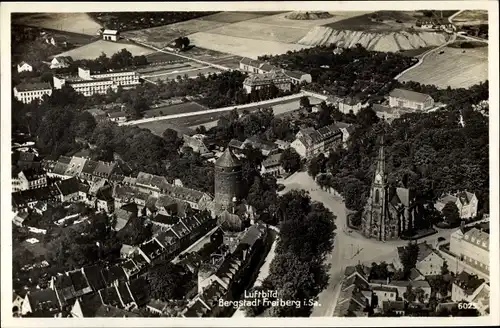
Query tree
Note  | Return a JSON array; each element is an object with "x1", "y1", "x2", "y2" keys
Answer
[
  {"x1": 162, "y1": 128, "x2": 183, "y2": 151},
  {"x1": 117, "y1": 215, "x2": 151, "y2": 245},
  {"x1": 280, "y1": 148, "x2": 301, "y2": 173},
  {"x1": 403, "y1": 285, "x2": 416, "y2": 303},
  {"x1": 299, "y1": 96, "x2": 311, "y2": 110},
  {"x1": 343, "y1": 179, "x2": 365, "y2": 211},
  {"x1": 441, "y1": 261, "x2": 449, "y2": 275},
  {"x1": 400, "y1": 242, "x2": 419, "y2": 278},
  {"x1": 442, "y1": 202, "x2": 460, "y2": 226},
  {"x1": 147, "y1": 262, "x2": 192, "y2": 301}
]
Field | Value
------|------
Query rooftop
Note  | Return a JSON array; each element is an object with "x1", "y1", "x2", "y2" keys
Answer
[
  {"x1": 15, "y1": 82, "x2": 52, "y2": 92},
  {"x1": 389, "y1": 88, "x2": 433, "y2": 103},
  {"x1": 215, "y1": 147, "x2": 241, "y2": 168}
]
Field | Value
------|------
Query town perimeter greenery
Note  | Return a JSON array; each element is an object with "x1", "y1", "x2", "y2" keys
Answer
[{"x1": 12, "y1": 42, "x2": 489, "y2": 316}]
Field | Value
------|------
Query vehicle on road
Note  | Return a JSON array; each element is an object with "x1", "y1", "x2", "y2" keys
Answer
[{"x1": 439, "y1": 50, "x2": 445, "y2": 54}]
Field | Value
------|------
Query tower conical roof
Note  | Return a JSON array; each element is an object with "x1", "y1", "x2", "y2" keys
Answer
[{"x1": 215, "y1": 147, "x2": 241, "y2": 168}]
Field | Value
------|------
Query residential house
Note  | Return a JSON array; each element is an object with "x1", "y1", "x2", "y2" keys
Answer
[
  {"x1": 13, "y1": 82, "x2": 52, "y2": 104},
  {"x1": 70, "y1": 293, "x2": 104, "y2": 318},
  {"x1": 183, "y1": 134, "x2": 211, "y2": 156},
  {"x1": 371, "y1": 280, "x2": 432, "y2": 303},
  {"x1": 435, "y1": 191, "x2": 478, "y2": 219},
  {"x1": 449, "y1": 226, "x2": 489, "y2": 275},
  {"x1": 242, "y1": 70, "x2": 292, "y2": 94},
  {"x1": 274, "y1": 139, "x2": 290, "y2": 150},
  {"x1": 328, "y1": 96, "x2": 363, "y2": 114},
  {"x1": 334, "y1": 122, "x2": 355, "y2": 148},
  {"x1": 108, "y1": 111, "x2": 127, "y2": 123},
  {"x1": 33, "y1": 201, "x2": 53, "y2": 215},
  {"x1": 291, "y1": 124, "x2": 343, "y2": 159},
  {"x1": 51, "y1": 273, "x2": 78, "y2": 305},
  {"x1": 17, "y1": 61, "x2": 33, "y2": 73},
  {"x1": 155, "y1": 229, "x2": 181, "y2": 254},
  {"x1": 388, "y1": 88, "x2": 434, "y2": 111},
  {"x1": 284, "y1": 70, "x2": 312, "y2": 85},
  {"x1": 96, "y1": 188, "x2": 115, "y2": 213},
  {"x1": 333, "y1": 266, "x2": 371, "y2": 317},
  {"x1": 382, "y1": 301, "x2": 406, "y2": 316},
  {"x1": 451, "y1": 271, "x2": 486, "y2": 303},
  {"x1": 21, "y1": 289, "x2": 61, "y2": 317},
  {"x1": 146, "y1": 299, "x2": 169, "y2": 315},
  {"x1": 260, "y1": 153, "x2": 284, "y2": 177},
  {"x1": 101, "y1": 265, "x2": 128, "y2": 287},
  {"x1": 242, "y1": 135, "x2": 280, "y2": 157},
  {"x1": 239, "y1": 58, "x2": 277, "y2": 74},
  {"x1": 372, "y1": 285, "x2": 398, "y2": 309},
  {"x1": 12, "y1": 168, "x2": 47, "y2": 192},
  {"x1": 50, "y1": 56, "x2": 73, "y2": 69},
  {"x1": 55, "y1": 177, "x2": 81, "y2": 203},
  {"x1": 103, "y1": 29, "x2": 119, "y2": 42},
  {"x1": 45, "y1": 35, "x2": 68, "y2": 47},
  {"x1": 121, "y1": 260, "x2": 141, "y2": 280},
  {"x1": 82, "y1": 265, "x2": 107, "y2": 292},
  {"x1": 138, "y1": 238, "x2": 165, "y2": 264},
  {"x1": 48, "y1": 156, "x2": 72, "y2": 178},
  {"x1": 64, "y1": 156, "x2": 87, "y2": 177},
  {"x1": 395, "y1": 242, "x2": 445, "y2": 276},
  {"x1": 12, "y1": 185, "x2": 61, "y2": 212},
  {"x1": 114, "y1": 206, "x2": 136, "y2": 231},
  {"x1": 13, "y1": 292, "x2": 24, "y2": 316},
  {"x1": 68, "y1": 269, "x2": 93, "y2": 297}
]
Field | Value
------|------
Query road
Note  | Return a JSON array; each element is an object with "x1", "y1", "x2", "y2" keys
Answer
[{"x1": 280, "y1": 172, "x2": 461, "y2": 317}]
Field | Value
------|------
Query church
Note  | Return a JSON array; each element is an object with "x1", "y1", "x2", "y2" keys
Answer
[{"x1": 361, "y1": 137, "x2": 423, "y2": 241}]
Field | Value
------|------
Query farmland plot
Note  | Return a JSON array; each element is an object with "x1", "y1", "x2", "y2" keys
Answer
[
  {"x1": 12, "y1": 13, "x2": 102, "y2": 35},
  {"x1": 398, "y1": 46, "x2": 488, "y2": 89},
  {"x1": 53, "y1": 39, "x2": 155, "y2": 60}
]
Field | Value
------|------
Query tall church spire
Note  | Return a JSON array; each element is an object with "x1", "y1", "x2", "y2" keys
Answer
[{"x1": 375, "y1": 136, "x2": 385, "y2": 183}]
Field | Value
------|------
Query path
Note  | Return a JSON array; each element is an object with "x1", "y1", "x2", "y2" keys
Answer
[{"x1": 280, "y1": 172, "x2": 460, "y2": 317}]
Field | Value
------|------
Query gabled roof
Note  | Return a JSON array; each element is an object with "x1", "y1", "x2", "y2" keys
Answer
[
  {"x1": 26, "y1": 289, "x2": 60, "y2": 313},
  {"x1": 81, "y1": 160, "x2": 98, "y2": 175},
  {"x1": 463, "y1": 228, "x2": 489, "y2": 249},
  {"x1": 68, "y1": 270, "x2": 91, "y2": 293},
  {"x1": 117, "y1": 282, "x2": 134, "y2": 306},
  {"x1": 103, "y1": 29, "x2": 119, "y2": 35},
  {"x1": 64, "y1": 156, "x2": 87, "y2": 176},
  {"x1": 82, "y1": 265, "x2": 106, "y2": 292},
  {"x1": 284, "y1": 69, "x2": 309, "y2": 80},
  {"x1": 228, "y1": 139, "x2": 244, "y2": 150},
  {"x1": 389, "y1": 88, "x2": 433, "y2": 103},
  {"x1": 74, "y1": 293, "x2": 103, "y2": 317},
  {"x1": 55, "y1": 177, "x2": 80, "y2": 196},
  {"x1": 94, "y1": 161, "x2": 116, "y2": 177},
  {"x1": 215, "y1": 147, "x2": 241, "y2": 168},
  {"x1": 128, "y1": 277, "x2": 149, "y2": 307},
  {"x1": 151, "y1": 213, "x2": 180, "y2": 226},
  {"x1": 239, "y1": 225, "x2": 265, "y2": 248},
  {"x1": 454, "y1": 271, "x2": 485, "y2": 295},
  {"x1": 19, "y1": 168, "x2": 46, "y2": 181},
  {"x1": 99, "y1": 286, "x2": 123, "y2": 308},
  {"x1": 108, "y1": 111, "x2": 127, "y2": 118},
  {"x1": 101, "y1": 265, "x2": 127, "y2": 285}
]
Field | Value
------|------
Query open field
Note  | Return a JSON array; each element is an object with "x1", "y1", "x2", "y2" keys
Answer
[
  {"x1": 122, "y1": 19, "x2": 229, "y2": 49},
  {"x1": 198, "y1": 12, "x2": 279, "y2": 24},
  {"x1": 12, "y1": 13, "x2": 102, "y2": 35},
  {"x1": 452, "y1": 10, "x2": 488, "y2": 26},
  {"x1": 136, "y1": 120, "x2": 196, "y2": 137},
  {"x1": 325, "y1": 11, "x2": 421, "y2": 32},
  {"x1": 53, "y1": 39, "x2": 156, "y2": 60},
  {"x1": 187, "y1": 32, "x2": 310, "y2": 59},
  {"x1": 145, "y1": 51, "x2": 187, "y2": 63},
  {"x1": 180, "y1": 47, "x2": 243, "y2": 69},
  {"x1": 140, "y1": 62, "x2": 223, "y2": 81},
  {"x1": 398, "y1": 46, "x2": 488, "y2": 89},
  {"x1": 399, "y1": 46, "x2": 435, "y2": 58},
  {"x1": 138, "y1": 63, "x2": 192, "y2": 74},
  {"x1": 143, "y1": 102, "x2": 207, "y2": 118},
  {"x1": 248, "y1": 11, "x2": 374, "y2": 29}
]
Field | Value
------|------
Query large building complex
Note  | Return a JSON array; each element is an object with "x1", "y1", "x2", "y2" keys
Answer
[
  {"x1": 242, "y1": 70, "x2": 292, "y2": 94},
  {"x1": 53, "y1": 67, "x2": 140, "y2": 97},
  {"x1": 449, "y1": 225, "x2": 489, "y2": 276},
  {"x1": 13, "y1": 82, "x2": 53, "y2": 104}
]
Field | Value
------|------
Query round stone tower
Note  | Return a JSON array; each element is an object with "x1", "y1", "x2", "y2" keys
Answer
[{"x1": 214, "y1": 146, "x2": 242, "y2": 212}]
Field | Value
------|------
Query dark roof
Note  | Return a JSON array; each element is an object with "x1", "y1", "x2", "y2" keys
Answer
[
  {"x1": 262, "y1": 153, "x2": 282, "y2": 168},
  {"x1": 15, "y1": 82, "x2": 52, "y2": 92},
  {"x1": 94, "y1": 161, "x2": 116, "y2": 177},
  {"x1": 117, "y1": 282, "x2": 134, "y2": 305},
  {"x1": 81, "y1": 160, "x2": 98, "y2": 175},
  {"x1": 139, "y1": 238, "x2": 164, "y2": 259},
  {"x1": 389, "y1": 88, "x2": 433, "y2": 103},
  {"x1": 51, "y1": 162, "x2": 70, "y2": 176},
  {"x1": 128, "y1": 277, "x2": 149, "y2": 307},
  {"x1": 285, "y1": 69, "x2": 309, "y2": 80},
  {"x1": 53, "y1": 274, "x2": 78, "y2": 302},
  {"x1": 18, "y1": 151, "x2": 37, "y2": 162},
  {"x1": 75, "y1": 293, "x2": 103, "y2": 317},
  {"x1": 102, "y1": 265, "x2": 127, "y2": 285},
  {"x1": 171, "y1": 221, "x2": 190, "y2": 238},
  {"x1": 115, "y1": 208, "x2": 135, "y2": 221},
  {"x1": 343, "y1": 275, "x2": 369, "y2": 291},
  {"x1": 215, "y1": 147, "x2": 241, "y2": 168},
  {"x1": 99, "y1": 287, "x2": 123, "y2": 308},
  {"x1": 69, "y1": 270, "x2": 91, "y2": 292},
  {"x1": 20, "y1": 168, "x2": 46, "y2": 181},
  {"x1": 454, "y1": 271, "x2": 485, "y2": 295},
  {"x1": 94, "y1": 305, "x2": 140, "y2": 317},
  {"x1": 131, "y1": 252, "x2": 148, "y2": 267},
  {"x1": 156, "y1": 229, "x2": 180, "y2": 248},
  {"x1": 82, "y1": 265, "x2": 106, "y2": 292},
  {"x1": 240, "y1": 225, "x2": 264, "y2": 248},
  {"x1": 121, "y1": 260, "x2": 139, "y2": 276},
  {"x1": 108, "y1": 111, "x2": 127, "y2": 118},
  {"x1": 12, "y1": 185, "x2": 60, "y2": 206},
  {"x1": 240, "y1": 57, "x2": 262, "y2": 66},
  {"x1": 228, "y1": 139, "x2": 244, "y2": 149},
  {"x1": 151, "y1": 213, "x2": 180, "y2": 226},
  {"x1": 55, "y1": 177, "x2": 80, "y2": 196},
  {"x1": 27, "y1": 289, "x2": 60, "y2": 313}
]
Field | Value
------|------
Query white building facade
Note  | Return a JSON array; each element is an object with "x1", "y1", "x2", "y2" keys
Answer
[{"x1": 13, "y1": 83, "x2": 52, "y2": 104}]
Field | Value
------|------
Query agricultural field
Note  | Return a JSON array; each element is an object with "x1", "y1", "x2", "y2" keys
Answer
[
  {"x1": 12, "y1": 13, "x2": 102, "y2": 35},
  {"x1": 198, "y1": 12, "x2": 280, "y2": 24},
  {"x1": 451, "y1": 10, "x2": 488, "y2": 26},
  {"x1": 325, "y1": 11, "x2": 421, "y2": 32},
  {"x1": 398, "y1": 46, "x2": 488, "y2": 89},
  {"x1": 52, "y1": 39, "x2": 156, "y2": 60},
  {"x1": 181, "y1": 47, "x2": 243, "y2": 69},
  {"x1": 139, "y1": 61, "x2": 223, "y2": 82},
  {"x1": 142, "y1": 101, "x2": 208, "y2": 118},
  {"x1": 122, "y1": 19, "x2": 229, "y2": 49},
  {"x1": 145, "y1": 51, "x2": 187, "y2": 64},
  {"x1": 187, "y1": 32, "x2": 310, "y2": 59}
]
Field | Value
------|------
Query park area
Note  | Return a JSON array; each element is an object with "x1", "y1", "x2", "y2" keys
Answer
[
  {"x1": 53, "y1": 39, "x2": 156, "y2": 60},
  {"x1": 142, "y1": 101, "x2": 208, "y2": 118},
  {"x1": 12, "y1": 13, "x2": 102, "y2": 35},
  {"x1": 397, "y1": 46, "x2": 488, "y2": 89}
]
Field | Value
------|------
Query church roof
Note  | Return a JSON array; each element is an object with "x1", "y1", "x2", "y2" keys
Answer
[{"x1": 215, "y1": 147, "x2": 241, "y2": 168}]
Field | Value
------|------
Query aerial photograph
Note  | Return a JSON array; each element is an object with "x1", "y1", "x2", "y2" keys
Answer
[{"x1": 7, "y1": 4, "x2": 492, "y2": 320}]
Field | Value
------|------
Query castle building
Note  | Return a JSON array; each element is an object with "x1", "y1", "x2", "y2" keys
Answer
[
  {"x1": 361, "y1": 138, "x2": 421, "y2": 241},
  {"x1": 214, "y1": 147, "x2": 242, "y2": 213}
]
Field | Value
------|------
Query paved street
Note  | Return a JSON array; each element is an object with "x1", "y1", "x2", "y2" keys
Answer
[{"x1": 280, "y1": 171, "x2": 459, "y2": 317}]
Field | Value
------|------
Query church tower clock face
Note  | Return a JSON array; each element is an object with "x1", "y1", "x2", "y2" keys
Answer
[{"x1": 375, "y1": 173, "x2": 383, "y2": 184}]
